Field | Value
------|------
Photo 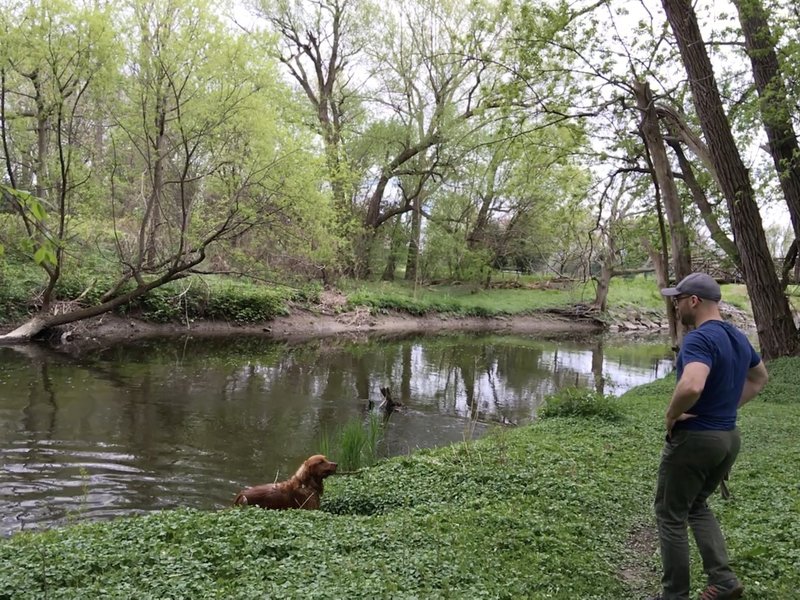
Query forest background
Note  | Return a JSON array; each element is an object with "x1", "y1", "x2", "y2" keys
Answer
[{"x1": 2, "y1": 0, "x2": 800, "y2": 357}]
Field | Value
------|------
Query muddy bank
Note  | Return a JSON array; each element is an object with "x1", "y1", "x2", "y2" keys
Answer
[
  {"x1": 30, "y1": 308, "x2": 602, "y2": 351},
  {"x1": 1, "y1": 297, "x2": 755, "y2": 353}
]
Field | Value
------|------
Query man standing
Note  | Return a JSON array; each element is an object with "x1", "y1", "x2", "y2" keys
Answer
[{"x1": 655, "y1": 273, "x2": 769, "y2": 600}]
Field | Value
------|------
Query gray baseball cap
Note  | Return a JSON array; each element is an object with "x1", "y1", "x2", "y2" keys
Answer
[{"x1": 660, "y1": 273, "x2": 721, "y2": 302}]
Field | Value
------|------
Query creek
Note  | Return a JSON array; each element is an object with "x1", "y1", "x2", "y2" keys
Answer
[{"x1": 0, "y1": 332, "x2": 673, "y2": 535}]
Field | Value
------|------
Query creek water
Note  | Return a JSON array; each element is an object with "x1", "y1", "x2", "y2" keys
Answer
[{"x1": 0, "y1": 332, "x2": 673, "y2": 535}]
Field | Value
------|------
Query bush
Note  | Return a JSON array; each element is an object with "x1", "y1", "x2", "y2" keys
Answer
[
  {"x1": 539, "y1": 387, "x2": 623, "y2": 421},
  {"x1": 203, "y1": 285, "x2": 289, "y2": 323},
  {"x1": 0, "y1": 261, "x2": 39, "y2": 321},
  {"x1": 119, "y1": 280, "x2": 292, "y2": 324}
]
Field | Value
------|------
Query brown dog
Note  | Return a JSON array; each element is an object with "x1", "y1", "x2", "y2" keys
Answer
[{"x1": 233, "y1": 454, "x2": 338, "y2": 510}]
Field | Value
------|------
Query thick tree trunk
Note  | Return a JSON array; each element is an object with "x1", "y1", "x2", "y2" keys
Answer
[
  {"x1": 591, "y1": 339, "x2": 605, "y2": 396},
  {"x1": 381, "y1": 251, "x2": 396, "y2": 282},
  {"x1": 662, "y1": 0, "x2": 798, "y2": 359},
  {"x1": 467, "y1": 155, "x2": 501, "y2": 249},
  {"x1": 593, "y1": 259, "x2": 612, "y2": 312},
  {"x1": 381, "y1": 219, "x2": 404, "y2": 281},
  {"x1": 665, "y1": 138, "x2": 740, "y2": 266},
  {"x1": 734, "y1": 0, "x2": 800, "y2": 243},
  {"x1": 634, "y1": 81, "x2": 692, "y2": 282}
]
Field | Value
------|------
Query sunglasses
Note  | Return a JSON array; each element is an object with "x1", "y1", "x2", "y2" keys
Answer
[{"x1": 672, "y1": 294, "x2": 701, "y2": 305}]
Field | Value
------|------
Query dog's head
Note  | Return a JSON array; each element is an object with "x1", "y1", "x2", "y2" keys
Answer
[{"x1": 296, "y1": 454, "x2": 338, "y2": 484}]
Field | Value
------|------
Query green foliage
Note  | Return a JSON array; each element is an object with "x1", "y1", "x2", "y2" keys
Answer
[
  {"x1": 323, "y1": 415, "x2": 384, "y2": 472},
  {"x1": 539, "y1": 387, "x2": 624, "y2": 421},
  {"x1": 720, "y1": 284, "x2": 752, "y2": 311},
  {"x1": 342, "y1": 278, "x2": 582, "y2": 317},
  {"x1": 0, "y1": 184, "x2": 58, "y2": 268},
  {"x1": 122, "y1": 280, "x2": 292, "y2": 323},
  {"x1": 203, "y1": 285, "x2": 290, "y2": 323},
  {"x1": 0, "y1": 261, "x2": 39, "y2": 321},
  {"x1": 599, "y1": 274, "x2": 664, "y2": 310},
  {"x1": 347, "y1": 289, "x2": 461, "y2": 316},
  {"x1": 757, "y1": 357, "x2": 800, "y2": 404},
  {"x1": 1, "y1": 358, "x2": 799, "y2": 598}
]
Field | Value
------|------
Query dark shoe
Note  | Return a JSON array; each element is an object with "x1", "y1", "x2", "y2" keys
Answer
[{"x1": 698, "y1": 580, "x2": 744, "y2": 600}]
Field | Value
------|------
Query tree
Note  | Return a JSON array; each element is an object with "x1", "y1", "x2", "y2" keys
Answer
[
  {"x1": 633, "y1": 80, "x2": 691, "y2": 283},
  {"x1": 1, "y1": 0, "x2": 117, "y2": 337},
  {"x1": 0, "y1": 0, "x2": 325, "y2": 342},
  {"x1": 352, "y1": 0, "x2": 507, "y2": 277},
  {"x1": 251, "y1": 0, "x2": 369, "y2": 223},
  {"x1": 733, "y1": 0, "x2": 800, "y2": 276},
  {"x1": 661, "y1": 0, "x2": 798, "y2": 359}
]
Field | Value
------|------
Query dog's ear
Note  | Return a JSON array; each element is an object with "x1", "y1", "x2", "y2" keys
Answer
[{"x1": 307, "y1": 455, "x2": 327, "y2": 471}]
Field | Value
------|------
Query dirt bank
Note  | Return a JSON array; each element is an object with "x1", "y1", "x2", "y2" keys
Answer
[
  {"x1": 38, "y1": 307, "x2": 602, "y2": 351},
  {"x1": 3, "y1": 288, "x2": 757, "y2": 352}
]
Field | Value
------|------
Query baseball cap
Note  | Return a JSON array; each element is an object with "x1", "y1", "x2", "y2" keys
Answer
[{"x1": 660, "y1": 272, "x2": 721, "y2": 302}]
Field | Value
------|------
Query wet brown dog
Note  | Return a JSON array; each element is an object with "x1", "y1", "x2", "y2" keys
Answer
[{"x1": 233, "y1": 454, "x2": 338, "y2": 510}]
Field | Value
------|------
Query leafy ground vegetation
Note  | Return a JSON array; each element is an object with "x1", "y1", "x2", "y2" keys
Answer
[
  {"x1": 0, "y1": 268, "x2": 763, "y2": 327},
  {"x1": 1, "y1": 358, "x2": 798, "y2": 599}
]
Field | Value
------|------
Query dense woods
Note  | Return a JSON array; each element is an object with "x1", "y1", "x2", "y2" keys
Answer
[{"x1": 1, "y1": 0, "x2": 799, "y2": 356}]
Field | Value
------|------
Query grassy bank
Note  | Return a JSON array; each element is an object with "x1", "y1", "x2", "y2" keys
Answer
[
  {"x1": 2, "y1": 359, "x2": 798, "y2": 599},
  {"x1": 0, "y1": 261, "x2": 761, "y2": 328}
]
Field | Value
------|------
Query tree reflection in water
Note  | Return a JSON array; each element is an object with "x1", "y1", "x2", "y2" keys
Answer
[{"x1": 0, "y1": 333, "x2": 673, "y2": 534}]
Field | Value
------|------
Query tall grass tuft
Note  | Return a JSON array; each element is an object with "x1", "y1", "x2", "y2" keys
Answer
[
  {"x1": 318, "y1": 427, "x2": 333, "y2": 459},
  {"x1": 320, "y1": 415, "x2": 385, "y2": 472},
  {"x1": 362, "y1": 413, "x2": 383, "y2": 467},
  {"x1": 338, "y1": 419, "x2": 367, "y2": 471}
]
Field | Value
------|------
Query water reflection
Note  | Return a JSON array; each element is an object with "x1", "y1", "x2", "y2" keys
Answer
[{"x1": 0, "y1": 333, "x2": 673, "y2": 535}]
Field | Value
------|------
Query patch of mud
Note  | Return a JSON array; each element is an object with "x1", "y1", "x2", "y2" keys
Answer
[{"x1": 17, "y1": 307, "x2": 603, "y2": 353}]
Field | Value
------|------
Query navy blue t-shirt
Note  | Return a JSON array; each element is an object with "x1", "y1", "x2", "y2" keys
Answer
[{"x1": 674, "y1": 320, "x2": 761, "y2": 431}]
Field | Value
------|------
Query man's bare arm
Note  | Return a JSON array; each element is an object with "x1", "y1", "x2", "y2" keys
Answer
[{"x1": 666, "y1": 361, "x2": 710, "y2": 420}]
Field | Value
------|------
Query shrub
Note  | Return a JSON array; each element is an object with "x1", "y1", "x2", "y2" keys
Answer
[
  {"x1": 119, "y1": 280, "x2": 291, "y2": 324},
  {"x1": 203, "y1": 285, "x2": 288, "y2": 323},
  {"x1": 539, "y1": 387, "x2": 623, "y2": 421}
]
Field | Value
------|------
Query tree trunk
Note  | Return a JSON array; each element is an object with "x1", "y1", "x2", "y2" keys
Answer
[
  {"x1": 0, "y1": 260, "x2": 201, "y2": 344},
  {"x1": 381, "y1": 251, "x2": 397, "y2": 282},
  {"x1": 661, "y1": 0, "x2": 798, "y2": 359},
  {"x1": 381, "y1": 218, "x2": 404, "y2": 281},
  {"x1": 634, "y1": 80, "x2": 692, "y2": 282},
  {"x1": 404, "y1": 208, "x2": 421, "y2": 282},
  {"x1": 593, "y1": 258, "x2": 612, "y2": 312},
  {"x1": 656, "y1": 104, "x2": 723, "y2": 193},
  {"x1": 733, "y1": 0, "x2": 800, "y2": 243},
  {"x1": 665, "y1": 138, "x2": 740, "y2": 266},
  {"x1": 467, "y1": 154, "x2": 501, "y2": 249},
  {"x1": 591, "y1": 339, "x2": 605, "y2": 396},
  {"x1": 642, "y1": 236, "x2": 680, "y2": 349}
]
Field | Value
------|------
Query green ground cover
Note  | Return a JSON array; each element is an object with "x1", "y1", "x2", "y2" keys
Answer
[
  {"x1": 0, "y1": 260, "x2": 761, "y2": 325},
  {"x1": 339, "y1": 274, "x2": 745, "y2": 316},
  {"x1": 2, "y1": 359, "x2": 797, "y2": 600}
]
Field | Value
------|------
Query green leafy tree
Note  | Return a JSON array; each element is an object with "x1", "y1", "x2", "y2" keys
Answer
[
  {"x1": 661, "y1": 0, "x2": 798, "y2": 358},
  {"x1": 0, "y1": 0, "x2": 330, "y2": 341},
  {"x1": 1, "y1": 0, "x2": 118, "y2": 335}
]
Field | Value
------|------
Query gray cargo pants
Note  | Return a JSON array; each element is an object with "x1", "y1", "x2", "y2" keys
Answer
[{"x1": 654, "y1": 428, "x2": 741, "y2": 600}]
